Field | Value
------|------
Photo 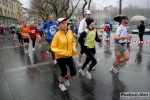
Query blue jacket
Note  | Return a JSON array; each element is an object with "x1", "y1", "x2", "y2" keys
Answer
[{"x1": 43, "y1": 21, "x2": 58, "y2": 40}]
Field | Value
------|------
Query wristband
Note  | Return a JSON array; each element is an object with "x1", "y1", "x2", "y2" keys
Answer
[{"x1": 122, "y1": 37, "x2": 124, "y2": 40}]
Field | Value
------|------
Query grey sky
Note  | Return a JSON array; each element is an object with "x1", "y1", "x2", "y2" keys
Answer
[{"x1": 20, "y1": 0, "x2": 150, "y2": 9}]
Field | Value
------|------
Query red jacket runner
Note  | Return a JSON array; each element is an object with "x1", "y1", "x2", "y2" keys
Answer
[{"x1": 30, "y1": 26, "x2": 37, "y2": 38}]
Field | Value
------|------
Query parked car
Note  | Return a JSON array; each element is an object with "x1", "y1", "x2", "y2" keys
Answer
[{"x1": 132, "y1": 29, "x2": 150, "y2": 35}]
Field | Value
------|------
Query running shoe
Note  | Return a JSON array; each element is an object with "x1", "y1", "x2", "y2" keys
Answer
[
  {"x1": 86, "y1": 71, "x2": 92, "y2": 79},
  {"x1": 77, "y1": 60, "x2": 82, "y2": 67},
  {"x1": 110, "y1": 66, "x2": 119, "y2": 73},
  {"x1": 64, "y1": 79, "x2": 70, "y2": 86},
  {"x1": 39, "y1": 44, "x2": 42, "y2": 48},
  {"x1": 79, "y1": 69, "x2": 85, "y2": 76},
  {"x1": 32, "y1": 48, "x2": 35, "y2": 51},
  {"x1": 59, "y1": 83, "x2": 67, "y2": 91},
  {"x1": 46, "y1": 51, "x2": 51, "y2": 57},
  {"x1": 53, "y1": 60, "x2": 57, "y2": 65}
]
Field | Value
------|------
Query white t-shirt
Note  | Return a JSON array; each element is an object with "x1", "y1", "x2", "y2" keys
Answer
[
  {"x1": 116, "y1": 25, "x2": 127, "y2": 43},
  {"x1": 78, "y1": 18, "x2": 87, "y2": 34}
]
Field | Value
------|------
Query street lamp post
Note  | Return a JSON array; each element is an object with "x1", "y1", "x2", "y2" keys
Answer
[{"x1": 119, "y1": 0, "x2": 122, "y2": 14}]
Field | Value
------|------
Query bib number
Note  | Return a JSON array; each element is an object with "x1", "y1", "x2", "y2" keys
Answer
[
  {"x1": 31, "y1": 30, "x2": 35, "y2": 33},
  {"x1": 24, "y1": 33, "x2": 29, "y2": 36},
  {"x1": 50, "y1": 27, "x2": 56, "y2": 35}
]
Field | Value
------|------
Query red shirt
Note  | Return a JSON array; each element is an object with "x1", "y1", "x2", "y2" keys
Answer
[
  {"x1": 30, "y1": 26, "x2": 37, "y2": 38},
  {"x1": 104, "y1": 24, "x2": 110, "y2": 32}
]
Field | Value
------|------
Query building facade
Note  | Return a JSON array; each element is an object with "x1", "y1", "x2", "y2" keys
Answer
[
  {"x1": 0, "y1": 0, "x2": 23, "y2": 27},
  {"x1": 92, "y1": 10, "x2": 111, "y2": 25},
  {"x1": 23, "y1": 7, "x2": 42, "y2": 24}
]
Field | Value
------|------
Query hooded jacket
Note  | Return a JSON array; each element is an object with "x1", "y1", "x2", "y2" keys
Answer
[{"x1": 51, "y1": 30, "x2": 76, "y2": 59}]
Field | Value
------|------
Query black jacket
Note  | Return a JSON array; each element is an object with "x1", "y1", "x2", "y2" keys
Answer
[{"x1": 137, "y1": 25, "x2": 145, "y2": 33}]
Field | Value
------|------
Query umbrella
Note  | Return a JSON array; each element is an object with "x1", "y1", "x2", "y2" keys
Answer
[
  {"x1": 114, "y1": 14, "x2": 129, "y2": 22},
  {"x1": 69, "y1": 18, "x2": 76, "y2": 23},
  {"x1": 131, "y1": 15, "x2": 147, "y2": 21}
]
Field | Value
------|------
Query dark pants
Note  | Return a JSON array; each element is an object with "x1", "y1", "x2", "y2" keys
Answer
[
  {"x1": 139, "y1": 33, "x2": 143, "y2": 42},
  {"x1": 57, "y1": 57, "x2": 76, "y2": 77},
  {"x1": 82, "y1": 47, "x2": 97, "y2": 72},
  {"x1": 46, "y1": 39, "x2": 55, "y2": 60},
  {"x1": 17, "y1": 34, "x2": 23, "y2": 45},
  {"x1": 31, "y1": 38, "x2": 36, "y2": 48}
]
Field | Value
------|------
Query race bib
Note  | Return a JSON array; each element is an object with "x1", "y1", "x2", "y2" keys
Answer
[
  {"x1": 24, "y1": 33, "x2": 29, "y2": 36},
  {"x1": 50, "y1": 26, "x2": 56, "y2": 35},
  {"x1": 31, "y1": 30, "x2": 35, "y2": 33}
]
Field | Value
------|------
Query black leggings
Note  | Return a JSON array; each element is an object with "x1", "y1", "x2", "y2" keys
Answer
[
  {"x1": 46, "y1": 39, "x2": 55, "y2": 60},
  {"x1": 18, "y1": 36, "x2": 23, "y2": 45},
  {"x1": 57, "y1": 57, "x2": 76, "y2": 77},
  {"x1": 82, "y1": 47, "x2": 97, "y2": 72},
  {"x1": 31, "y1": 38, "x2": 36, "y2": 48}
]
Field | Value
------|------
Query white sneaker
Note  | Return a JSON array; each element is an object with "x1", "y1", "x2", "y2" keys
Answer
[
  {"x1": 64, "y1": 79, "x2": 70, "y2": 86},
  {"x1": 25, "y1": 49, "x2": 29, "y2": 54},
  {"x1": 77, "y1": 60, "x2": 82, "y2": 66},
  {"x1": 92, "y1": 67, "x2": 95, "y2": 70},
  {"x1": 110, "y1": 66, "x2": 119, "y2": 73},
  {"x1": 53, "y1": 60, "x2": 57, "y2": 65},
  {"x1": 79, "y1": 69, "x2": 85, "y2": 76},
  {"x1": 59, "y1": 83, "x2": 67, "y2": 91},
  {"x1": 46, "y1": 51, "x2": 51, "y2": 57},
  {"x1": 39, "y1": 44, "x2": 42, "y2": 48},
  {"x1": 87, "y1": 63, "x2": 90, "y2": 67},
  {"x1": 32, "y1": 48, "x2": 35, "y2": 51},
  {"x1": 86, "y1": 71, "x2": 92, "y2": 79}
]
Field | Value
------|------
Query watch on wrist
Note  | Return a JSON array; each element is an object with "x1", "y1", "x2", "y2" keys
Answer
[{"x1": 122, "y1": 37, "x2": 124, "y2": 40}]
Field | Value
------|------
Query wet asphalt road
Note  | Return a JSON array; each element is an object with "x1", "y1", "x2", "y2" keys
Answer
[{"x1": 0, "y1": 33, "x2": 150, "y2": 100}]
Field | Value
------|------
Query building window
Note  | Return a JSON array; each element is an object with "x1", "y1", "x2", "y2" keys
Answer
[
  {"x1": 0, "y1": 8, "x2": 2, "y2": 15},
  {"x1": 8, "y1": 11, "x2": 9, "y2": 17},
  {"x1": 4, "y1": 10, "x2": 6, "y2": 16},
  {"x1": 6, "y1": 0, "x2": 8, "y2": 7},
  {"x1": 3, "y1": 0, "x2": 4, "y2": 5}
]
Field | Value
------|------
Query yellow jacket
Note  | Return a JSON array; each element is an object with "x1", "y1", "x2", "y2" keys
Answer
[{"x1": 51, "y1": 30, "x2": 77, "y2": 59}]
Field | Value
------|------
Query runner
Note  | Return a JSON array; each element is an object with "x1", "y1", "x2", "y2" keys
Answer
[
  {"x1": 78, "y1": 18, "x2": 101, "y2": 79},
  {"x1": 36, "y1": 20, "x2": 43, "y2": 48},
  {"x1": 20, "y1": 21, "x2": 30, "y2": 54},
  {"x1": 77, "y1": 10, "x2": 92, "y2": 66},
  {"x1": 16, "y1": 26, "x2": 23, "y2": 46},
  {"x1": 43, "y1": 14, "x2": 58, "y2": 65},
  {"x1": 111, "y1": 15, "x2": 130, "y2": 73},
  {"x1": 51, "y1": 18, "x2": 77, "y2": 91},
  {"x1": 30, "y1": 22, "x2": 37, "y2": 51},
  {"x1": 104, "y1": 20, "x2": 111, "y2": 39},
  {"x1": 10, "y1": 24, "x2": 16, "y2": 40}
]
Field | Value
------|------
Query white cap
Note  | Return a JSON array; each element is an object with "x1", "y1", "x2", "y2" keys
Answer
[
  {"x1": 84, "y1": 10, "x2": 92, "y2": 14},
  {"x1": 57, "y1": 18, "x2": 67, "y2": 24}
]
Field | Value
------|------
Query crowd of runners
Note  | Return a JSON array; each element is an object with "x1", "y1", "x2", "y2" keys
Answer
[{"x1": 0, "y1": 10, "x2": 134, "y2": 91}]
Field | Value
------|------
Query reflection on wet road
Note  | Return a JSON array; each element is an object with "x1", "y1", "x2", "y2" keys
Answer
[{"x1": 0, "y1": 34, "x2": 150, "y2": 100}]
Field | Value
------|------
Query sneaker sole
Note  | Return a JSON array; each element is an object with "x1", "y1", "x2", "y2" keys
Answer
[
  {"x1": 59, "y1": 85, "x2": 67, "y2": 91},
  {"x1": 110, "y1": 68, "x2": 119, "y2": 73},
  {"x1": 79, "y1": 71, "x2": 85, "y2": 76}
]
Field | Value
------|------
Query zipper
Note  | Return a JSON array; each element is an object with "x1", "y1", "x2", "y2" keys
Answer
[{"x1": 65, "y1": 31, "x2": 68, "y2": 51}]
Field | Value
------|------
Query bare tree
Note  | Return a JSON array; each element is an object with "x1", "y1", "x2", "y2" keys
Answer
[
  {"x1": 88, "y1": 0, "x2": 92, "y2": 10},
  {"x1": 30, "y1": 0, "x2": 81, "y2": 21}
]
